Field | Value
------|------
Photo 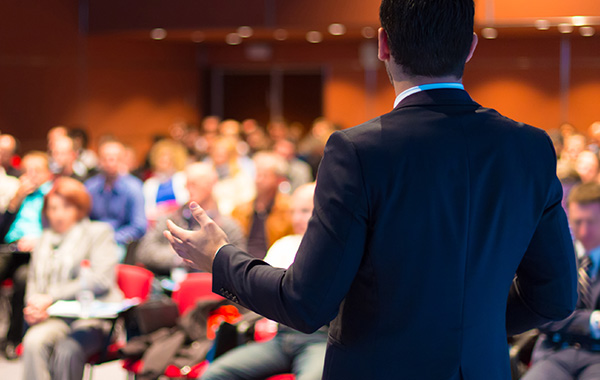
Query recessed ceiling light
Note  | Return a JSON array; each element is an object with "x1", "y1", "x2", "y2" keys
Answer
[
  {"x1": 237, "y1": 26, "x2": 253, "y2": 38},
  {"x1": 150, "y1": 28, "x2": 167, "y2": 40},
  {"x1": 306, "y1": 31, "x2": 323, "y2": 43},
  {"x1": 481, "y1": 27, "x2": 498, "y2": 39},
  {"x1": 572, "y1": 16, "x2": 587, "y2": 27},
  {"x1": 274, "y1": 29, "x2": 288, "y2": 41},
  {"x1": 361, "y1": 26, "x2": 376, "y2": 39},
  {"x1": 328, "y1": 23, "x2": 346, "y2": 36},
  {"x1": 191, "y1": 31, "x2": 205, "y2": 43},
  {"x1": 580, "y1": 26, "x2": 596, "y2": 37},
  {"x1": 226, "y1": 33, "x2": 243, "y2": 45},
  {"x1": 558, "y1": 23, "x2": 574, "y2": 34},
  {"x1": 534, "y1": 19, "x2": 550, "y2": 31}
]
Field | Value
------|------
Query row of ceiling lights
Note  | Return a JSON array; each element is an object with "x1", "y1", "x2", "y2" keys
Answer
[
  {"x1": 150, "y1": 17, "x2": 597, "y2": 43},
  {"x1": 150, "y1": 23, "x2": 378, "y2": 44},
  {"x1": 481, "y1": 16, "x2": 597, "y2": 40}
]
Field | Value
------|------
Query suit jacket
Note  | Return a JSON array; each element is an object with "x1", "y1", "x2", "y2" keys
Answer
[
  {"x1": 534, "y1": 255, "x2": 600, "y2": 355},
  {"x1": 212, "y1": 89, "x2": 578, "y2": 379}
]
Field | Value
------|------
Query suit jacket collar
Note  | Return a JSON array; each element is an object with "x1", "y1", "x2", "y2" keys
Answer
[{"x1": 394, "y1": 88, "x2": 478, "y2": 110}]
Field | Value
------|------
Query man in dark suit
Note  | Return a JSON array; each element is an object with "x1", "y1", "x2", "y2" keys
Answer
[
  {"x1": 165, "y1": 0, "x2": 578, "y2": 379},
  {"x1": 523, "y1": 182, "x2": 600, "y2": 380}
]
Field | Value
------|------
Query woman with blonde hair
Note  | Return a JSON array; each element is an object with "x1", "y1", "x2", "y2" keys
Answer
[{"x1": 143, "y1": 139, "x2": 189, "y2": 223}]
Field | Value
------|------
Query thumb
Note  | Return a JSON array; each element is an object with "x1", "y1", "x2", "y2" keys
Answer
[{"x1": 189, "y1": 202, "x2": 213, "y2": 227}]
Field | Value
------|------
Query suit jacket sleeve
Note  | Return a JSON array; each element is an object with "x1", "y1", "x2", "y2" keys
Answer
[
  {"x1": 536, "y1": 309, "x2": 594, "y2": 338},
  {"x1": 212, "y1": 130, "x2": 369, "y2": 333},
  {"x1": 506, "y1": 135, "x2": 578, "y2": 335}
]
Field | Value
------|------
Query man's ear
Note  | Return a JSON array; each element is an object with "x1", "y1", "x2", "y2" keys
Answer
[
  {"x1": 378, "y1": 28, "x2": 391, "y2": 62},
  {"x1": 465, "y1": 32, "x2": 478, "y2": 63}
]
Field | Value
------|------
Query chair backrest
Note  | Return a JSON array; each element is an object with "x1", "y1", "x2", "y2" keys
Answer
[
  {"x1": 116, "y1": 264, "x2": 154, "y2": 301},
  {"x1": 171, "y1": 272, "x2": 223, "y2": 315}
]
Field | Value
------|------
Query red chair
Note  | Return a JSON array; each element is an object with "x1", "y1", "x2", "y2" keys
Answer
[
  {"x1": 171, "y1": 272, "x2": 223, "y2": 315},
  {"x1": 266, "y1": 375, "x2": 296, "y2": 380},
  {"x1": 123, "y1": 272, "x2": 226, "y2": 379},
  {"x1": 84, "y1": 264, "x2": 155, "y2": 379},
  {"x1": 115, "y1": 264, "x2": 154, "y2": 301}
]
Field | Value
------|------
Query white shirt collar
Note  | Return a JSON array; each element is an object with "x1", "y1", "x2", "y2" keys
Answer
[{"x1": 393, "y1": 83, "x2": 465, "y2": 108}]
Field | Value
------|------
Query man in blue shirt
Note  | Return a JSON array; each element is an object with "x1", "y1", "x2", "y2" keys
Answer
[{"x1": 85, "y1": 140, "x2": 146, "y2": 260}]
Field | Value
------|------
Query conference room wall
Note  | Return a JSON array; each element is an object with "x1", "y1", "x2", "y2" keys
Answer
[{"x1": 2, "y1": 1, "x2": 600, "y2": 158}]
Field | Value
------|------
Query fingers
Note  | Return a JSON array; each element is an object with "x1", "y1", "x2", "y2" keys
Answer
[
  {"x1": 189, "y1": 202, "x2": 213, "y2": 227},
  {"x1": 166, "y1": 219, "x2": 188, "y2": 242}
]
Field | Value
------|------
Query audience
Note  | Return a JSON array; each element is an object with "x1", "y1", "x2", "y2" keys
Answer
[
  {"x1": 49, "y1": 136, "x2": 90, "y2": 182},
  {"x1": 1, "y1": 151, "x2": 54, "y2": 249},
  {"x1": 0, "y1": 136, "x2": 20, "y2": 213},
  {"x1": 523, "y1": 182, "x2": 600, "y2": 379},
  {"x1": 209, "y1": 136, "x2": 256, "y2": 216},
  {"x1": 143, "y1": 139, "x2": 189, "y2": 224},
  {"x1": 136, "y1": 162, "x2": 246, "y2": 276},
  {"x1": 68, "y1": 127, "x2": 98, "y2": 176},
  {"x1": 273, "y1": 138, "x2": 313, "y2": 193},
  {"x1": 575, "y1": 150, "x2": 600, "y2": 184},
  {"x1": 0, "y1": 134, "x2": 22, "y2": 177},
  {"x1": 561, "y1": 134, "x2": 587, "y2": 167},
  {"x1": 0, "y1": 151, "x2": 53, "y2": 359},
  {"x1": 21, "y1": 115, "x2": 600, "y2": 378},
  {"x1": 46, "y1": 126, "x2": 69, "y2": 170},
  {"x1": 85, "y1": 140, "x2": 147, "y2": 258},
  {"x1": 21, "y1": 177, "x2": 122, "y2": 380},
  {"x1": 201, "y1": 183, "x2": 327, "y2": 380},
  {"x1": 297, "y1": 117, "x2": 337, "y2": 176},
  {"x1": 231, "y1": 151, "x2": 293, "y2": 259}
]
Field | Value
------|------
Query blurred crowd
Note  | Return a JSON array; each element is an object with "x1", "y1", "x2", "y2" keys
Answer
[
  {"x1": 4, "y1": 116, "x2": 600, "y2": 379},
  {"x1": 552, "y1": 121, "x2": 600, "y2": 209},
  {"x1": 0, "y1": 116, "x2": 339, "y2": 377}
]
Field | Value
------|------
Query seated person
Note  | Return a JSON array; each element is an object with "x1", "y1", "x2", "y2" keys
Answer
[
  {"x1": 208, "y1": 136, "x2": 256, "y2": 216},
  {"x1": 143, "y1": 139, "x2": 189, "y2": 224},
  {"x1": 0, "y1": 151, "x2": 53, "y2": 358},
  {"x1": 231, "y1": 151, "x2": 293, "y2": 259},
  {"x1": 0, "y1": 133, "x2": 22, "y2": 177},
  {"x1": 85, "y1": 140, "x2": 146, "y2": 257},
  {"x1": 201, "y1": 183, "x2": 327, "y2": 380},
  {"x1": 523, "y1": 182, "x2": 600, "y2": 380},
  {"x1": 49, "y1": 135, "x2": 91, "y2": 182},
  {"x1": 136, "y1": 162, "x2": 246, "y2": 277},
  {"x1": 0, "y1": 134, "x2": 20, "y2": 212},
  {"x1": 21, "y1": 177, "x2": 123, "y2": 380}
]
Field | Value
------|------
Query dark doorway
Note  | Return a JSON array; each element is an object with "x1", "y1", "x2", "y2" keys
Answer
[{"x1": 206, "y1": 68, "x2": 323, "y2": 129}]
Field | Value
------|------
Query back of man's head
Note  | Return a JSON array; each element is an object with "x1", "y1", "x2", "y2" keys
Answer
[{"x1": 379, "y1": 0, "x2": 474, "y2": 78}]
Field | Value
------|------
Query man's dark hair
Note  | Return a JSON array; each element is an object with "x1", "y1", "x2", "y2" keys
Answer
[
  {"x1": 68, "y1": 127, "x2": 89, "y2": 149},
  {"x1": 379, "y1": 0, "x2": 475, "y2": 78},
  {"x1": 568, "y1": 182, "x2": 600, "y2": 206}
]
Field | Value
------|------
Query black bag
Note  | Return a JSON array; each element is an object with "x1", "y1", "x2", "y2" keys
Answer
[{"x1": 134, "y1": 296, "x2": 179, "y2": 335}]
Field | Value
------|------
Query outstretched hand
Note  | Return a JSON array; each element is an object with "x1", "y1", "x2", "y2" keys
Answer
[{"x1": 164, "y1": 202, "x2": 229, "y2": 272}]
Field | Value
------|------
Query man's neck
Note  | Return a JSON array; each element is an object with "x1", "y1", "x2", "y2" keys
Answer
[
  {"x1": 104, "y1": 173, "x2": 119, "y2": 186},
  {"x1": 392, "y1": 75, "x2": 463, "y2": 97}
]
